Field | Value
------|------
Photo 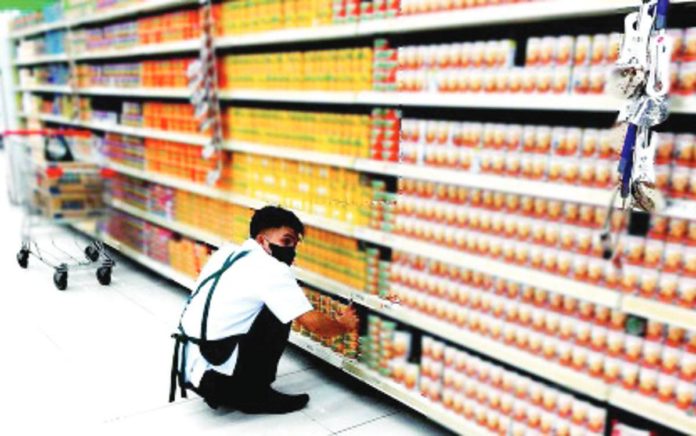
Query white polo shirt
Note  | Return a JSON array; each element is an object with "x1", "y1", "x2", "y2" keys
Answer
[{"x1": 180, "y1": 238, "x2": 313, "y2": 387}]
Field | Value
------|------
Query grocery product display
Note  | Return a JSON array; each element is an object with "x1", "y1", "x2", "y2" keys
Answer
[
  {"x1": 359, "y1": 314, "x2": 609, "y2": 436},
  {"x1": 292, "y1": 287, "x2": 360, "y2": 358},
  {"x1": 9, "y1": 0, "x2": 696, "y2": 434}
]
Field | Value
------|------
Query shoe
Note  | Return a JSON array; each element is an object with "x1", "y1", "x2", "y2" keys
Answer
[{"x1": 235, "y1": 388, "x2": 310, "y2": 414}]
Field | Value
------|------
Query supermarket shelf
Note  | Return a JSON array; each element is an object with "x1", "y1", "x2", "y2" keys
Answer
[
  {"x1": 9, "y1": 20, "x2": 66, "y2": 39},
  {"x1": 16, "y1": 84, "x2": 72, "y2": 94},
  {"x1": 356, "y1": 227, "x2": 621, "y2": 308},
  {"x1": 664, "y1": 199, "x2": 696, "y2": 220},
  {"x1": 72, "y1": 0, "x2": 197, "y2": 27},
  {"x1": 373, "y1": 296, "x2": 609, "y2": 400},
  {"x1": 216, "y1": 24, "x2": 358, "y2": 48},
  {"x1": 341, "y1": 360, "x2": 493, "y2": 436},
  {"x1": 219, "y1": 90, "x2": 359, "y2": 104},
  {"x1": 88, "y1": 121, "x2": 209, "y2": 145},
  {"x1": 355, "y1": 159, "x2": 615, "y2": 206},
  {"x1": 20, "y1": 111, "x2": 210, "y2": 146},
  {"x1": 79, "y1": 87, "x2": 190, "y2": 99},
  {"x1": 359, "y1": 0, "x2": 696, "y2": 35},
  {"x1": 9, "y1": 0, "x2": 198, "y2": 39},
  {"x1": 74, "y1": 39, "x2": 200, "y2": 61},
  {"x1": 609, "y1": 387, "x2": 696, "y2": 436},
  {"x1": 622, "y1": 296, "x2": 696, "y2": 332},
  {"x1": 225, "y1": 141, "x2": 357, "y2": 169},
  {"x1": 288, "y1": 332, "x2": 345, "y2": 368},
  {"x1": 15, "y1": 84, "x2": 696, "y2": 115},
  {"x1": 14, "y1": 54, "x2": 69, "y2": 66},
  {"x1": 289, "y1": 333, "x2": 492, "y2": 436},
  {"x1": 357, "y1": 91, "x2": 625, "y2": 112},
  {"x1": 111, "y1": 196, "x2": 612, "y2": 400},
  {"x1": 295, "y1": 266, "x2": 609, "y2": 400}
]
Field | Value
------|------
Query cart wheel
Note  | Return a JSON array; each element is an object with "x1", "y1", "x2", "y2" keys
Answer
[
  {"x1": 97, "y1": 267, "x2": 111, "y2": 286},
  {"x1": 16, "y1": 249, "x2": 29, "y2": 269},
  {"x1": 53, "y1": 270, "x2": 68, "y2": 291},
  {"x1": 85, "y1": 245, "x2": 100, "y2": 262}
]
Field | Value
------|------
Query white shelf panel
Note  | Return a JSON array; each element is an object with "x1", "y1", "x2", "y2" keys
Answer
[
  {"x1": 70, "y1": 0, "x2": 197, "y2": 27},
  {"x1": 79, "y1": 87, "x2": 190, "y2": 99},
  {"x1": 355, "y1": 159, "x2": 615, "y2": 206},
  {"x1": 28, "y1": 111, "x2": 696, "y2": 217},
  {"x1": 14, "y1": 54, "x2": 69, "y2": 66},
  {"x1": 356, "y1": 228, "x2": 621, "y2": 308},
  {"x1": 610, "y1": 387, "x2": 696, "y2": 436},
  {"x1": 21, "y1": 112, "x2": 210, "y2": 146},
  {"x1": 9, "y1": 0, "x2": 198, "y2": 39},
  {"x1": 670, "y1": 96, "x2": 696, "y2": 115},
  {"x1": 664, "y1": 199, "x2": 696, "y2": 220},
  {"x1": 358, "y1": 91, "x2": 624, "y2": 112},
  {"x1": 89, "y1": 121, "x2": 209, "y2": 145},
  {"x1": 219, "y1": 90, "x2": 358, "y2": 104},
  {"x1": 623, "y1": 296, "x2": 696, "y2": 332},
  {"x1": 17, "y1": 84, "x2": 72, "y2": 94},
  {"x1": 216, "y1": 24, "x2": 358, "y2": 48},
  {"x1": 225, "y1": 141, "x2": 356, "y2": 169},
  {"x1": 15, "y1": 86, "x2": 696, "y2": 115},
  {"x1": 75, "y1": 39, "x2": 200, "y2": 61},
  {"x1": 9, "y1": 21, "x2": 66, "y2": 39},
  {"x1": 359, "y1": 0, "x2": 661, "y2": 34}
]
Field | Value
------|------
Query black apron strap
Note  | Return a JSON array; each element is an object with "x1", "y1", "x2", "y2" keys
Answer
[{"x1": 168, "y1": 249, "x2": 250, "y2": 403}]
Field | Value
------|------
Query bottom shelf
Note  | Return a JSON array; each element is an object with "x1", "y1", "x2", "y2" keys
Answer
[{"x1": 288, "y1": 333, "x2": 490, "y2": 436}]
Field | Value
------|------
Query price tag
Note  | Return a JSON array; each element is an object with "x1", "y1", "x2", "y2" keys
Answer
[{"x1": 352, "y1": 292, "x2": 366, "y2": 304}]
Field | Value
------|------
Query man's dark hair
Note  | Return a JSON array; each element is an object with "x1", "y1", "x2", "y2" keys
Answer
[{"x1": 249, "y1": 206, "x2": 305, "y2": 238}]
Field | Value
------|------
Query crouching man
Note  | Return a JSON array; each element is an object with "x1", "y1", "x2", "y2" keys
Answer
[{"x1": 170, "y1": 206, "x2": 358, "y2": 414}]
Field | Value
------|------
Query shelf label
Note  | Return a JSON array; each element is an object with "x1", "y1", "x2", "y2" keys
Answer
[{"x1": 352, "y1": 292, "x2": 366, "y2": 303}]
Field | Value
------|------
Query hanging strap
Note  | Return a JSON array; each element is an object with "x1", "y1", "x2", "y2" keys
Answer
[{"x1": 169, "y1": 249, "x2": 250, "y2": 403}]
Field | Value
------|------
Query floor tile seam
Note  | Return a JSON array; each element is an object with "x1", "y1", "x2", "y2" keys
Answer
[
  {"x1": 327, "y1": 409, "x2": 402, "y2": 435},
  {"x1": 100, "y1": 397, "x2": 205, "y2": 425}
]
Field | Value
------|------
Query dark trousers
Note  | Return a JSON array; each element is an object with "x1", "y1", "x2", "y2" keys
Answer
[{"x1": 198, "y1": 306, "x2": 291, "y2": 405}]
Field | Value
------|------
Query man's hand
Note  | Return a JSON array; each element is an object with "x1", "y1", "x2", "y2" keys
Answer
[{"x1": 296, "y1": 308, "x2": 359, "y2": 339}]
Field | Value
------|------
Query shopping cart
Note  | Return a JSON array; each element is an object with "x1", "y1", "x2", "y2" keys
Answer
[{"x1": 4, "y1": 128, "x2": 116, "y2": 291}]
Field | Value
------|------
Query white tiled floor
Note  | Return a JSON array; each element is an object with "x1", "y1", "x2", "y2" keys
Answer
[{"x1": 0, "y1": 151, "x2": 451, "y2": 436}]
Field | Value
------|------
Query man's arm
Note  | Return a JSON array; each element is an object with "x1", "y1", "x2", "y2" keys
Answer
[{"x1": 296, "y1": 308, "x2": 359, "y2": 338}]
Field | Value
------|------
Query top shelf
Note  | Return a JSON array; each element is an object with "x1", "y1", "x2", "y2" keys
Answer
[
  {"x1": 9, "y1": 0, "x2": 197, "y2": 39},
  {"x1": 10, "y1": 0, "x2": 696, "y2": 41}
]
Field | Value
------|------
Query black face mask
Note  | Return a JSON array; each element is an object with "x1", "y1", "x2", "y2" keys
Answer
[{"x1": 268, "y1": 243, "x2": 296, "y2": 266}]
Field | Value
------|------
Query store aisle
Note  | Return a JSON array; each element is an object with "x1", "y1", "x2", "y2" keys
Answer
[{"x1": 0, "y1": 151, "x2": 449, "y2": 436}]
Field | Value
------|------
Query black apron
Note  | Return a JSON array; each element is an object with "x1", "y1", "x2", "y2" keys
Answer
[{"x1": 169, "y1": 249, "x2": 250, "y2": 402}]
